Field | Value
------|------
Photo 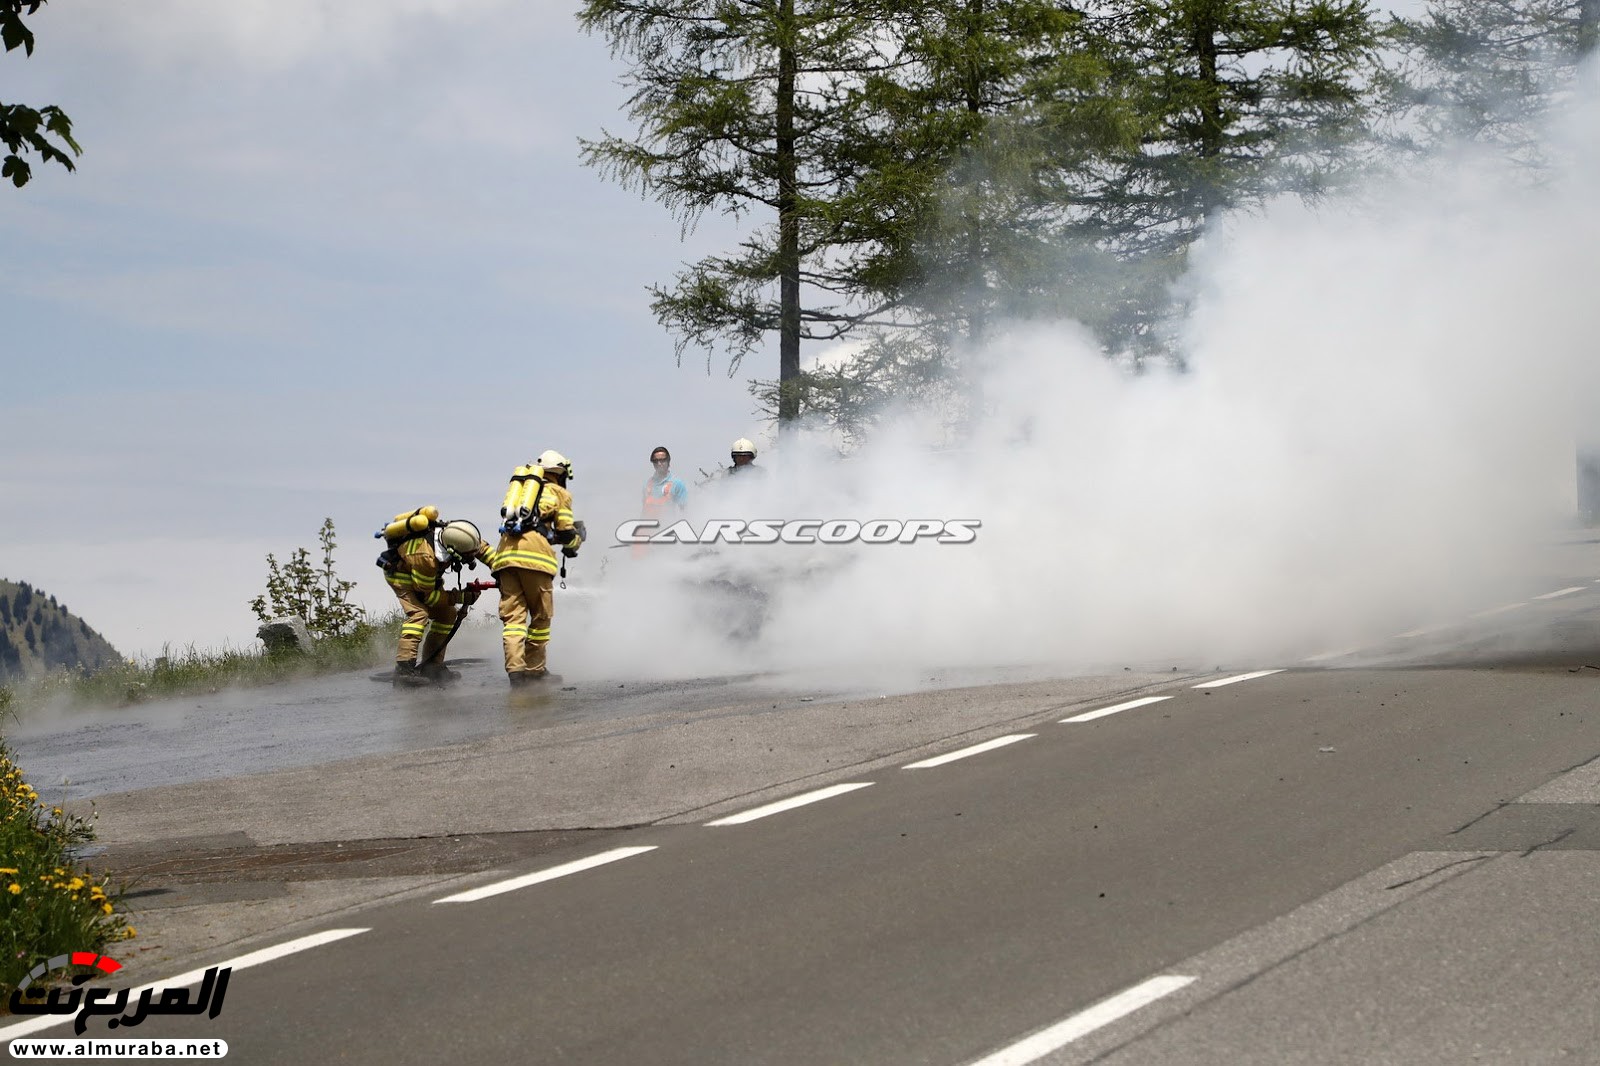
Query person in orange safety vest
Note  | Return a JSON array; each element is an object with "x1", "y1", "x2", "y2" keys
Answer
[{"x1": 634, "y1": 445, "x2": 688, "y2": 558}]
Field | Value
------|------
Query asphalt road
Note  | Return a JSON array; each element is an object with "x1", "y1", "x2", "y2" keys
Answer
[
  {"x1": 12, "y1": 659, "x2": 1600, "y2": 1061},
  {"x1": 8, "y1": 557, "x2": 1600, "y2": 1063}
]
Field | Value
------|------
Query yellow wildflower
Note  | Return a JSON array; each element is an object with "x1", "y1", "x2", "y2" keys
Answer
[
  {"x1": 101, "y1": 902, "x2": 114, "y2": 915},
  {"x1": 0, "y1": 867, "x2": 16, "y2": 875},
  {"x1": 66, "y1": 877, "x2": 84, "y2": 891},
  {"x1": 7, "y1": 884, "x2": 20, "y2": 895}
]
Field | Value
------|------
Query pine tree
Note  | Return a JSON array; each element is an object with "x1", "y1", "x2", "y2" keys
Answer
[
  {"x1": 791, "y1": 0, "x2": 1134, "y2": 435},
  {"x1": 1070, "y1": 0, "x2": 1388, "y2": 360},
  {"x1": 1394, "y1": 0, "x2": 1598, "y2": 172},
  {"x1": 580, "y1": 0, "x2": 927, "y2": 423},
  {"x1": 865, "y1": 0, "x2": 1129, "y2": 340},
  {"x1": 0, "y1": 630, "x2": 19, "y2": 679}
]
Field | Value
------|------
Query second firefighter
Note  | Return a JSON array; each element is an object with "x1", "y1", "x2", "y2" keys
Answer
[{"x1": 486, "y1": 450, "x2": 585, "y2": 685}]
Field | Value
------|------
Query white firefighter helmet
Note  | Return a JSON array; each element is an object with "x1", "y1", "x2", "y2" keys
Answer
[
  {"x1": 537, "y1": 449, "x2": 573, "y2": 482},
  {"x1": 731, "y1": 438, "x2": 757, "y2": 459},
  {"x1": 440, "y1": 519, "x2": 482, "y2": 561}
]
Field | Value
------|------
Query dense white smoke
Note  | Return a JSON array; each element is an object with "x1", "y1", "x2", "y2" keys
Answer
[{"x1": 559, "y1": 67, "x2": 1600, "y2": 690}]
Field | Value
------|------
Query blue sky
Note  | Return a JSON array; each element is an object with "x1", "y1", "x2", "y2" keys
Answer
[{"x1": 2, "y1": 0, "x2": 771, "y2": 657}]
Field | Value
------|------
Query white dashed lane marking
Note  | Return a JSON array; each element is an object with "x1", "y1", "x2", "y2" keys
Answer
[
  {"x1": 1469, "y1": 602, "x2": 1526, "y2": 618},
  {"x1": 1394, "y1": 623, "x2": 1451, "y2": 639},
  {"x1": 903, "y1": 735, "x2": 1036, "y2": 769},
  {"x1": 1534, "y1": 586, "x2": 1587, "y2": 600},
  {"x1": 966, "y1": 975, "x2": 1197, "y2": 1066},
  {"x1": 704, "y1": 783, "x2": 875, "y2": 826},
  {"x1": 0, "y1": 929, "x2": 372, "y2": 1041},
  {"x1": 1061, "y1": 696, "x2": 1171, "y2": 723},
  {"x1": 434, "y1": 847, "x2": 657, "y2": 903},
  {"x1": 1192, "y1": 670, "x2": 1283, "y2": 689},
  {"x1": 1300, "y1": 646, "x2": 1368, "y2": 662}
]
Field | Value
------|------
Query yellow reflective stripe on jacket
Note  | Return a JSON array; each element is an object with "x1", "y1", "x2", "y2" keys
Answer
[
  {"x1": 490, "y1": 550, "x2": 558, "y2": 576},
  {"x1": 485, "y1": 529, "x2": 559, "y2": 575},
  {"x1": 387, "y1": 570, "x2": 441, "y2": 594},
  {"x1": 389, "y1": 535, "x2": 445, "y2": 595}
]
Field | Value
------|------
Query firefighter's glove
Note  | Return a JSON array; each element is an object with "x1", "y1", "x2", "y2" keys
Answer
[
  {"x1": 465, "y1": 587, "x2": 482, "y2": 605},
  {"x1": 562, "y1": 545, "x2": 579, "y2": 558}
]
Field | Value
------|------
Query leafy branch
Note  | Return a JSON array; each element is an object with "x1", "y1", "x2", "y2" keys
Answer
[{"x1": 248, "y1": 519, "x2": 365, "y2": 640}]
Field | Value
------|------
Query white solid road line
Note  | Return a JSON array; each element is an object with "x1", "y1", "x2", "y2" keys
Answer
[
  {"x1": 434, "y1": 846, "x2": 657, "y2": 903},
  {"x1": 1192, "y1": 669, "x2": 1283, "y2": 689},
  {"x1": 967, "y1": 974, "x2": 1197, "y2": 1066},
  {"x1": 1061, "y1": 696, "x2": 1171, "y2": 723},
  {"x1": 704, "y1": 782, "x2": 875, "y2": 826},
  {"x1": 1535, "y1": 586, "x2": 1587, "y2": 600},
  {"x1": 903, "y1": 735, "x2": 1037, "y2": 769},
  {"x1": 0, "y1": 928, "x2": 371, "y2": 1041}
]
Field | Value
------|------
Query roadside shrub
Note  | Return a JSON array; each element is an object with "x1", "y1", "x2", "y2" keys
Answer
[
  {"x1": 249, "y1": 517, "x2": 365, "y2": 639},
  {"x1": 0, "y1": 743, "x2": 134, "y2": 998}
]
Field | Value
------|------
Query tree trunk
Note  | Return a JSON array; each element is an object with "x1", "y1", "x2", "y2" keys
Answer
[
  {"x1": 963, "y1": 0, "x2": 986, "y2": 347},
  {"x1": 1191, "y1": 0, "x2": 1224, "y2": 216},
  {"x1": 1579, "y1": 0, "x2": 1598, "y2": 57},
  {"x1": 777, "y1": 0, "x2": 802, "y2": 425}
]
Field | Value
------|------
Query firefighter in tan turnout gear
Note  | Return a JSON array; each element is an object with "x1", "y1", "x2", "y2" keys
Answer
[
  {"x1": 379, "y1": 507, "x2": 489, "y2": 685},
  {"x1": 486, "y1": 451, "x2": 584, "y2": 685}
]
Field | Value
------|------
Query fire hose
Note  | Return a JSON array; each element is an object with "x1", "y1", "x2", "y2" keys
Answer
[{"x1": 417, "y1": 578, "x2": 499, "y2": 669}]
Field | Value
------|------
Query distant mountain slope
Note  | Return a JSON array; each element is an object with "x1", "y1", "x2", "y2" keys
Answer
[{"x1": 0, "y1": 579, "x2": 124, "y2": 682}]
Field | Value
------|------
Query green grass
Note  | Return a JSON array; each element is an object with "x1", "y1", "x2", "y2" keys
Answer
[
  {"x1": 0, "y1": 613, "x2": 404, "y2": 713},
  {"x1": 1, "y1": 742, "x2": 135, "y2": 999}
]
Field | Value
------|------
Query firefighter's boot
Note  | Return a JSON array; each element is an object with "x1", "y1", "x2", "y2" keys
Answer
[
  {"x1": 393, "y1": 662, "x2": 429, "y2": 687},
  {"x1": 421, "y1": 661, "x2": 460, "y2": 684}
]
